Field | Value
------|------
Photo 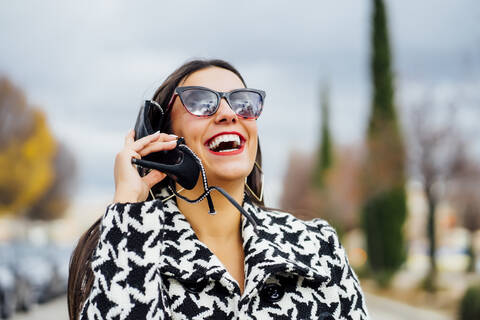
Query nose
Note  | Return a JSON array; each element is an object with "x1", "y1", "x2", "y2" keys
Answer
[{"x1": 214, "y1": 98, "x2": 237, "y2": 124}]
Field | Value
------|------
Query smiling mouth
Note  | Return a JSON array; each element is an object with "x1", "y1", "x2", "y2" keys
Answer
[{"x1": 205, "y1": 133, "x2": 245, "y2": 154}]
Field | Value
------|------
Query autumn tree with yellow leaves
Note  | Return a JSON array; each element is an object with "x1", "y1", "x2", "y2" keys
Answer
[{"x1": 0, "y1": 77, "x2": 75, "y2": 220}]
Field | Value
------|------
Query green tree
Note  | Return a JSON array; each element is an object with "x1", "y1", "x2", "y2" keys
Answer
[
  {"x1": 361, "y1": 0, "x2": 407, "y2": 287},
  {"x1": 312, "y1": 83, "x2": 333, "y2": 188},
  {"x1": 459, "y1": 283, "x2": 480, "y2": 320}
]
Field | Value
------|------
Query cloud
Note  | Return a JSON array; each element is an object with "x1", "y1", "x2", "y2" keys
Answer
[{"x1": 0, "y1": 0, "x2": 478, "y2": 206}]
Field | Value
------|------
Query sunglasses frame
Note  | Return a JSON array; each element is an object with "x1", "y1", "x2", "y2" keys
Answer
[{"x1": 167, "y1": 86, "x2": 266, "y2": 119}]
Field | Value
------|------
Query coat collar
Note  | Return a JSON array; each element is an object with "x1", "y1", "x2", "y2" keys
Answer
[{"x1": 155, "y1": 188, "x2": 331, "y2": 296}]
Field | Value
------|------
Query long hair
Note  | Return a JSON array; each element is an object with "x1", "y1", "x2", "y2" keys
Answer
[{"x1": 67, "y1": 59, "x2": 265, "y2": 320}]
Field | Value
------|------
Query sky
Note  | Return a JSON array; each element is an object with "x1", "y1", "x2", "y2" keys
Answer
[{"x1": 0, "y1": 0, "x2": 479, "y2": 207}]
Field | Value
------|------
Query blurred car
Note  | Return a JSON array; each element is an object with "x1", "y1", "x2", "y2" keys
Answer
[
  {"x1": 40, "y1": 244, "x2": 72, "y2": 300},
  {"x1": 0, "y1": 241, "x2": 73, "y2": 317},
  {"x1": 10, "y1": 242, "x2": 70, "y2": 304},
  {"x1": 0, "y1": 264, "x2": 16, "y2": 319},
  {"x1": 0, "y1": 243, "x2": 37, "y2": 313}
]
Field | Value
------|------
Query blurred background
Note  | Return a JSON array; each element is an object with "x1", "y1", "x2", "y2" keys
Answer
[{"x1": 0, "y1": 0, "x2": 479, "y2": 319}]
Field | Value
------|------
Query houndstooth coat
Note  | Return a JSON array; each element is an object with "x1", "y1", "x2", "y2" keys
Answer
[{"x1": 80, "y1": 188, "x2": 369, "y2": 320}]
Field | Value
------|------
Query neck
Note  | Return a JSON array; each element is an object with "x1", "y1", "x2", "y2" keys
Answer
[{"x1": 175, "y1": 177, "x2": 245, "y2": 241}]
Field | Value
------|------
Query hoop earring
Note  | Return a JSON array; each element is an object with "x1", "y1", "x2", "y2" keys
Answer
[{"x1": 245, "y1": 161, "x2": 264, "y2": 202}]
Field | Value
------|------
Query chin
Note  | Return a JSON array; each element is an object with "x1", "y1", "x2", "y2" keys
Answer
[{"x1": 206, "y1": 165, "x2": 252, "y2": 183}]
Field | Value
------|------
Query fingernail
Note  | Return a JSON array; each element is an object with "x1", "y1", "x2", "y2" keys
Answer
[
  {"x1": 169, "y1": 134, "x2": 178, "y2": 137},
  {"x1": 153, "y1": 130, "x2": 160, "y2": 135}
]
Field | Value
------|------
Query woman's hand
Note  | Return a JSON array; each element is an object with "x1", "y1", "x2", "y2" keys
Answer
[{"x1": 112, "y1": 129, "x2": 178, "y2": 203}]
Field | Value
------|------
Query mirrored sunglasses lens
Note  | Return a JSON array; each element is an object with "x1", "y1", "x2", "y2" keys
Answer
[
  {"x1": 230, "y1": 91, "x2": 263, "y2": 118},
  {"x1": 181, "y1": 89, "x2": 218, "y2": 116}
]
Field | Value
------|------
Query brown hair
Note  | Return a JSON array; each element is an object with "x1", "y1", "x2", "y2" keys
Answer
[{"x1": 67, "y1": 59, "x2": 265, "y2": 320}]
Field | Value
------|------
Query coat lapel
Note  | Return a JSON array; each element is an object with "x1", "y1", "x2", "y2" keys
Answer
[
  {"x1": 241, "y1": 200, "x2": 331, "y2": 298},
  {"x1": 158, "y1": 191, "x2": 239, "y2": 293},
  {"x1": 155, "y1": 188, "x2": 331, "y2": 298}
]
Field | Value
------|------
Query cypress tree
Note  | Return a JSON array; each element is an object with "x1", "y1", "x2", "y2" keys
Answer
[
  {"x1": 361, "y1": 0, "x2": 407, "y2": 287},
  {"x1": 312, "y1": 83, "x2": 333, "y2": 188}
]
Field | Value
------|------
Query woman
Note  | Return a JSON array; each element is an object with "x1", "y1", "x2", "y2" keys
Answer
[{"x1": 68, "y1": 59, "x2": 369, "y2": 320}]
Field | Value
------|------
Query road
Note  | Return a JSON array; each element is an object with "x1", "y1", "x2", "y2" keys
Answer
[
  {"x1": 11, "y1": 296, "x2": 68, "y2": 320},
  {"x1": 10, "y1": 293, "x2": 453, "y2": 319},
  {"x1": 365, "y1": 293, "x2": 452, "y2": 320}
]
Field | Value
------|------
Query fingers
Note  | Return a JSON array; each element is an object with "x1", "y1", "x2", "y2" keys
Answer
[
  {"x1": 138, "y1": 140, "x2": 177, "y2": 157},
  {"x1": 124, "y1": 129, "x2": 135, "y2": 145},
  {"x1": 142, "y1": 169, "x2": 167, "y2": 189},
  {"x1": 126, "y1": 130, "x2": 160, "y2": 151},
  {"x1": 115, "y1": 148, "x2": 141, "y2": 169},
  {"x1": 129, "y1": 149, "x2": 141, "y2": 161},
  {"x1": 115, "y1": 130, "x2": 177, "y2": 203},
  {"x1": 126, "y1": 131, "x2": 177, "y2": 153}
]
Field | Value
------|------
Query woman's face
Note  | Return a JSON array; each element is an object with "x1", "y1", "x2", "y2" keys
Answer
[{"x1": 170, "y1": 67, "x2": 258, "y2": 185}]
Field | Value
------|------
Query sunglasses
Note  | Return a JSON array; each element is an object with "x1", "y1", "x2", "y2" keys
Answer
[{"x1": 167, "y1": 86, "x2": 266, "y2": 119}]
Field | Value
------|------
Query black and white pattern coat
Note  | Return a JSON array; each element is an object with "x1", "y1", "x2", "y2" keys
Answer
[{"x1": 80, "y1": 188, "x2": 369, "y2": 319}]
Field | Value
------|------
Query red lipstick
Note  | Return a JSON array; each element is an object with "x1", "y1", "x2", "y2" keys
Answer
[{"x1": 205, "y1": 131, "x2": 246, "y2": 156}]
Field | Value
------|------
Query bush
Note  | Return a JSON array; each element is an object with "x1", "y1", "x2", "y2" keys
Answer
[
  {"x1": 459, "y1": 283, "x2": 480, "y2": 320},
  {"x1": 361, "y1": 187, "x2": 407, "y2": 287}
]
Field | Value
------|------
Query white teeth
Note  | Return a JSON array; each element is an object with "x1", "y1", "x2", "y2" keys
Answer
[{"x1": 208, "y1": 134, "x2": 241, "y2": 150}]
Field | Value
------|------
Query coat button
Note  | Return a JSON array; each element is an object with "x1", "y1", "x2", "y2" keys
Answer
[
  {"x1": 260, "y1": 283, "x2": 285, "y2": 303},
  {"x1": 178, "y1": 279, "x2": 207, "y2": 294},
  {"x1": 319, "y1": 312, "x2": 334, "y2": 320}
]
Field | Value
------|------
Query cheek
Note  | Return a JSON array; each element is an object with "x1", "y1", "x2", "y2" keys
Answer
[
  {"x1": 247, "y1": 124, "x2": 258, "y2": 156},
  {"x1": 169, "y1": 111, "x2": 182, "y2": 136},
  {"x1": 245, "y1": 121, "x2": 258, "y2": 138},
  {"x1": 250, "y1": 139, "x2": 258, "y2": 160},
  {"x1": 170, "y1": 113, "x2": 200, "y2": 141},
  {"x1": 172, "y1": 115, "x2": 209, "y2": 149}
]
